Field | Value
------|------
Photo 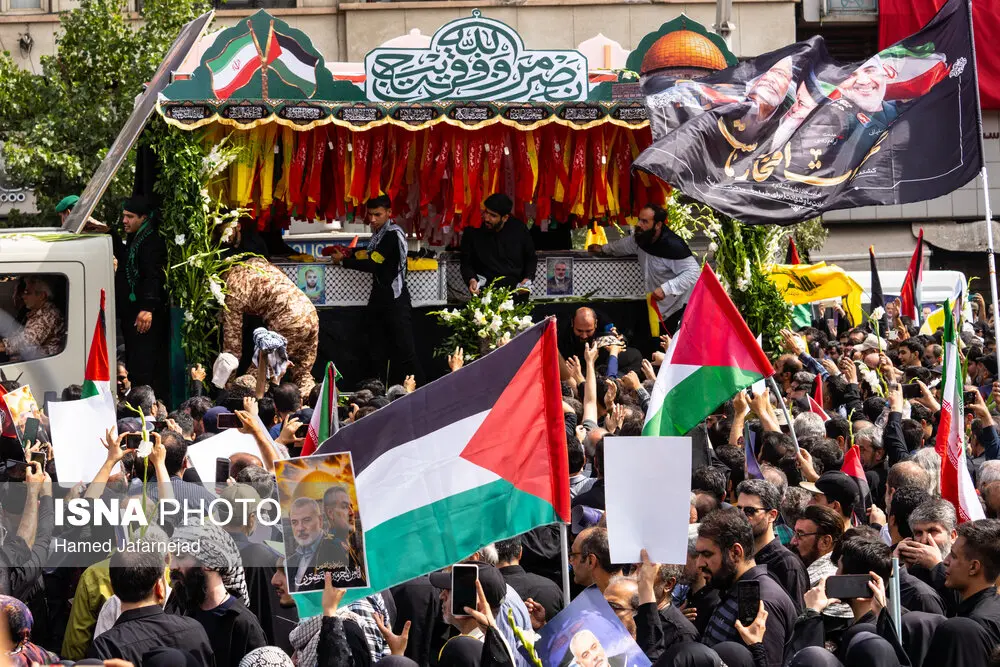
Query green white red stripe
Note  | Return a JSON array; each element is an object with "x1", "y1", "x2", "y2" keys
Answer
[
  {"x1": 643, "y1": 264, "x2": 774, "y2": 436},
  {"x1": 935, "y1": 299, "x2": 983, "y2": 522},
  {"x1": 301, "y1": 362, "x2": 338, "y2": 456},
  {"x1": 81, "y1": 289, "x2": 116, "y2": 418},
  {"x1": 207, "y1": 26, "x2": 262, "y2": 99}
]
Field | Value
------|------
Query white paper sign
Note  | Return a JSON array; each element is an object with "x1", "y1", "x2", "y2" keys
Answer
[
  {"x1": 49, "y1": 396, "x2": 118, "y2": 488},
  {"x1": 186, "y1": 428, "x2": 263, "y2": 484},
  {"x1": 605, "y1": 436, "x2": 692, "y2": 565}
]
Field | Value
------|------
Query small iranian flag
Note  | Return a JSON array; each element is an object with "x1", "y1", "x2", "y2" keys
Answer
[
  {"x1": 81, "y1": 290, "x2": 116, "y2": 417},
  {"x1": 644, "y1": 264, "x2": 774, "y2": 437},
  {"x1": 263, "y1": 27, "x2": 319, "y2": 98},
  {"x1": 935, "y1": 299, "x2": 984, "y2": 523},
  {"x1": 207, "y1": 24, "x2": 263, "y2": 100},
  {"x1": 301, "y1": 362, "x2": 339, "y2": 457}
]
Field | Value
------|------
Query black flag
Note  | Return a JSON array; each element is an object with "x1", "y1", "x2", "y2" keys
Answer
[
  {"x1": 632, "y1": 0, "x2": 980, "y2": 225},
  {"x1": 869, "y1": 245, "x2": 888, "y2": 333}
]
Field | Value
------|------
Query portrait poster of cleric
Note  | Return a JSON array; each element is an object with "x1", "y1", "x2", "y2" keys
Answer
[
  {"x1": 275, "y1": 452, "x2": 369, "y2": 593},
  {"x1": 529, "y1": 587, "x2": 651, "y2": 667},
  {"x1": 633, "y1": 0, "x2": 980, "y2": 225}
]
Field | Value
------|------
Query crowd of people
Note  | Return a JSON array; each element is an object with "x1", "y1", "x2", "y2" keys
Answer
[{"x1": 2, "y1": 196, "x2": 1000, "y2": 667}]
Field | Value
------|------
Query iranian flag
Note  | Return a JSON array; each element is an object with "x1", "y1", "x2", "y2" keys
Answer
[
  {"x1": 879, "y1": 43, "x2": 951, "y2": 101},
  {"x1": 207, "y1": 24, "x2": 263, "y2": 100},
  {"x1": 644, "y1": 264, "x2": 774, "y2": 437},
  {"x1": 304, "y1": 319, "x2": 569, "y2": 611},
  {"x1": 301, "y1": 362, "x2": 339, "y2": 457},
  {"x1": 935, "y1": 299, "x2": 984, "y2": 523},
  {"x1": 81, "y1": 290, "x2": 116, "y2": 417},
  {"x1": 263, "y1": 28, "x2": 319, "y2": 97}
]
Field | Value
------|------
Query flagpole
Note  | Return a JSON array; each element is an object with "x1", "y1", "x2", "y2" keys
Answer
[
  {"x1": 890, "y1": 557, "x2": 902, "y2": 641},
  {"x1": 559, "y1": 523, "x2": 572, "y2": 607},
  {"x1": 966, "y1": 0, "x2": 1000, "y2": 346},
  {"x1": 767, "y1": 376, "x2": 800, "y2": 453}
]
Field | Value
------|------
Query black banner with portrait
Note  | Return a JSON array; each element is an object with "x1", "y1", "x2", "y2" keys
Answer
[{"x1": 632, "y1": 0, "x2": 981, "y2": 225}]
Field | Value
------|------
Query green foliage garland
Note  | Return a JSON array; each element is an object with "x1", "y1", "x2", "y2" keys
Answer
[{"x1": 149, "y1": 122, "x2": 252, "y2": 368}]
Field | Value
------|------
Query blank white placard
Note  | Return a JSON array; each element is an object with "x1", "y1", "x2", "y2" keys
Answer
[{"x1": 604, "y1": 436, "x2": 692, "y2": 565}]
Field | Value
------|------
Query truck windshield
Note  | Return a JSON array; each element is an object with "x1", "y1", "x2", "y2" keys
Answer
[{"x1": 0, "y1": 274, "x2": 68, "y2": 364}]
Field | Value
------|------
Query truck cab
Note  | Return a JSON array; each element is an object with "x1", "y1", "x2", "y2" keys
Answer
[{"x1": 0, "y1": 230, "x2": 116, "y2": 400}]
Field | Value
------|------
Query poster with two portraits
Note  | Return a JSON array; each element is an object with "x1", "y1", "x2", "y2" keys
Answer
[
  {"x1": 276, "y1": 452, "x2": 369, "y2": 593},
  {"x1": 633, "y1": 0, "x2": 981, "y2": 225}
]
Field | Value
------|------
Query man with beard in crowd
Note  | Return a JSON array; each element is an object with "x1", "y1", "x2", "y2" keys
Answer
[
  {"x1": 169, "y1": 525, "x2": 267, "y2": 667},
  {"x1": 696, "y1": 508, "x2": 796, "y2": 667},
  {"x1": 268, "y1": 557, "x2": 302, "y2": 655},
  {"x1": 558, "y1": 307, "x2": 643, "y2": 378},
  {"x1": 674, "y1": 524, "x2": 720, "y2": 637},
  {"x1": 589, "y1": 206, "x2": 699, "y2": 334},
  {"x1": 461, "y1": 193, "x2": 537, "y2": 297},
  {"x1": 898, "y1": 498, "x2": 960, "y2": 608},
  {"x1": 89, "y1": 548, "x2": 214, "y2": 666},
  {"x1": 736, "y1": 479, "x2": 809, "y2": 613},
  {"x1": 314, "y1": 484, "x2": 367, "y2": 588}
]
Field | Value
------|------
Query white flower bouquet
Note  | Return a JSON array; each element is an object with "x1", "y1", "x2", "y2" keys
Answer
[{"x1": 429, "y1": 281, "x2": 535, "y2": 360}]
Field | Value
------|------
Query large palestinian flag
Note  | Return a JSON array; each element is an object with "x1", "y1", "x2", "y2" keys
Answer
[
  {"x1": 311, "y1": 318, "x2": 570, "y2": 610},
  {"x1": 644, "y1": 264, "x2": 774, "y2": 437}
]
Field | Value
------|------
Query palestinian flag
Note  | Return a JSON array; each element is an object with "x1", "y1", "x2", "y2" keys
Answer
[
  {"x1": 264, "y1": 28, "x2": 319, "y2": 97},
  {"x1": 81, "y1": 290, "x2": 116, "y2": 417},
  {"x1": 310, "y1": 319, "x2": 570, "y2": 610},
  {"x1": 935, "y1": 299, "x2": 984, "y2": 522},
  {"x1": 786, "y1": 237, "x2": 802, "y2": 265},
  {"x1": 644, "y1": 264, "x2": 774, "y2": 437},
  {"x1": 207, "y1": 25, "x2": 262, "y2": 100},
  {"x1": 900, "y1": 229, "x2": 924, "y2": 323},
  {"x1": 301, "y1": 362, "x2": 338, "y2": 457}
]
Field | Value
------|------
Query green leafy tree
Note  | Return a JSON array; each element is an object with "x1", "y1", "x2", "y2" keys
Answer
[{"x1": 0, "y1": 0, "x2": 208, "y2": 227}]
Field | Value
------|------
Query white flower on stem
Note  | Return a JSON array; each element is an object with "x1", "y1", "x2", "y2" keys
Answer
[
  {"x1": 136, "y1": 439, "x2": 153, "y2": 458},
  {"x1": 871, "y1": 306, "x2": 885, "y2": 320},
  {"x1": 708, "y1": 242, "x2": 718, "y2": 253},
  {"x1": 489, "y1": 315, "x2": 503, "y2": 332},
  {"x1": 184, "y1": 310, "x2": 194, "y2": 322},
  {"x1": 499, "y1": 331, "x2": 512, "y2": 346},
  {"x1": 174, "y1": 233, "x2": 186, "y2": 246},
  {"x1": 473, "y1": 309, "x2": 487, "y2": 325},
  {"x1": 518, "y1": 315, "x2": 533, "y2": 329},
  {"x1": 499, "y1": 299, "x2": 514, "y2": 312},
  {"x1": 481, "y1": 292, "x2": 492, "y2": 307},
  {"x1": 208, "y1": 277, "x2": 227, "y2": 307},
  {"x1": 736, "y1": 277, "x2": 750, "y2": 292}
]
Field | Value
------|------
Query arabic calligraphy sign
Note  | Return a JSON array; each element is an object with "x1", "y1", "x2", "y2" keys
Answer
[{"x1": 365, "y1": 10, "x2": 590, "y2": 103}]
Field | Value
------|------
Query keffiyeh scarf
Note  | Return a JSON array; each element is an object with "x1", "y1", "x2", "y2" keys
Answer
[
  {"x1": 171, "y1": 523, "x2": 250, "y2": 606},
  {"x1": 368, "y1": 221, "x2": 407, "y2": 299},
  {"x1": 252, "y1": 327, "x2": 291, "y2": 382}
]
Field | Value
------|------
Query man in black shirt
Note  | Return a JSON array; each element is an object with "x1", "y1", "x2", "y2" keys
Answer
[
  {"x1": 89, "y1": 548, "x2": 214, "y2": 666},
  {"x1": 169, "y1": 526, "x2": 267, "y2": 667},
  {"x1": 495, "y1": 536, "x2": 564, "y2": 623},
  {"x1": 736, "y1": 479, "x2": 809, "y2": 613},
  {"x1": 460, "y1": 193, "x2": 536, "y2": 295},
  {"x1": 112, "y1": 195, "x2": 169, "y2": 398},
  {"x1": 331, "y1": 194, "x2": 421, "y2": 385}
]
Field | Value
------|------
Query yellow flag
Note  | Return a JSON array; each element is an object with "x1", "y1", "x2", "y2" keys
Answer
[
  {"x1": 920, "y1": 307, "x2": 945, "y2": 335},
  {"x1": 767, "y1": 262, "x2": 865, "y2": 326}
]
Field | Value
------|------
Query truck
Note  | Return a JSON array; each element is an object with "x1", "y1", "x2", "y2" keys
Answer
[{"x1": 0, "y1": 230, "x2": 116, "y2": 400}]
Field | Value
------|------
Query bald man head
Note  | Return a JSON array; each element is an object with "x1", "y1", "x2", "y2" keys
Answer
[{"x1": 573, "y1": 307, "x2": 598, "y2": 343}]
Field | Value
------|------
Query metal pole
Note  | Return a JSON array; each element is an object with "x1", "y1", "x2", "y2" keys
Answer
[
  {"x1": 966, "y1": 0, "x2": 1000, "y2": 345},
  {"x1": 767, "y1": 376, "x2": 800, "y2": 452},
  {"x1": 890, "y1": 557, "x2": 902, "y2": 640},
  {"x1": 560, "y1": 523, "x2": 572, "y2": 607}
]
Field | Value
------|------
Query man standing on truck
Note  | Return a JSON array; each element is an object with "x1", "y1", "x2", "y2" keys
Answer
[{"x1": 113, "y1": 196, "x2": 168, "y2": 401}]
